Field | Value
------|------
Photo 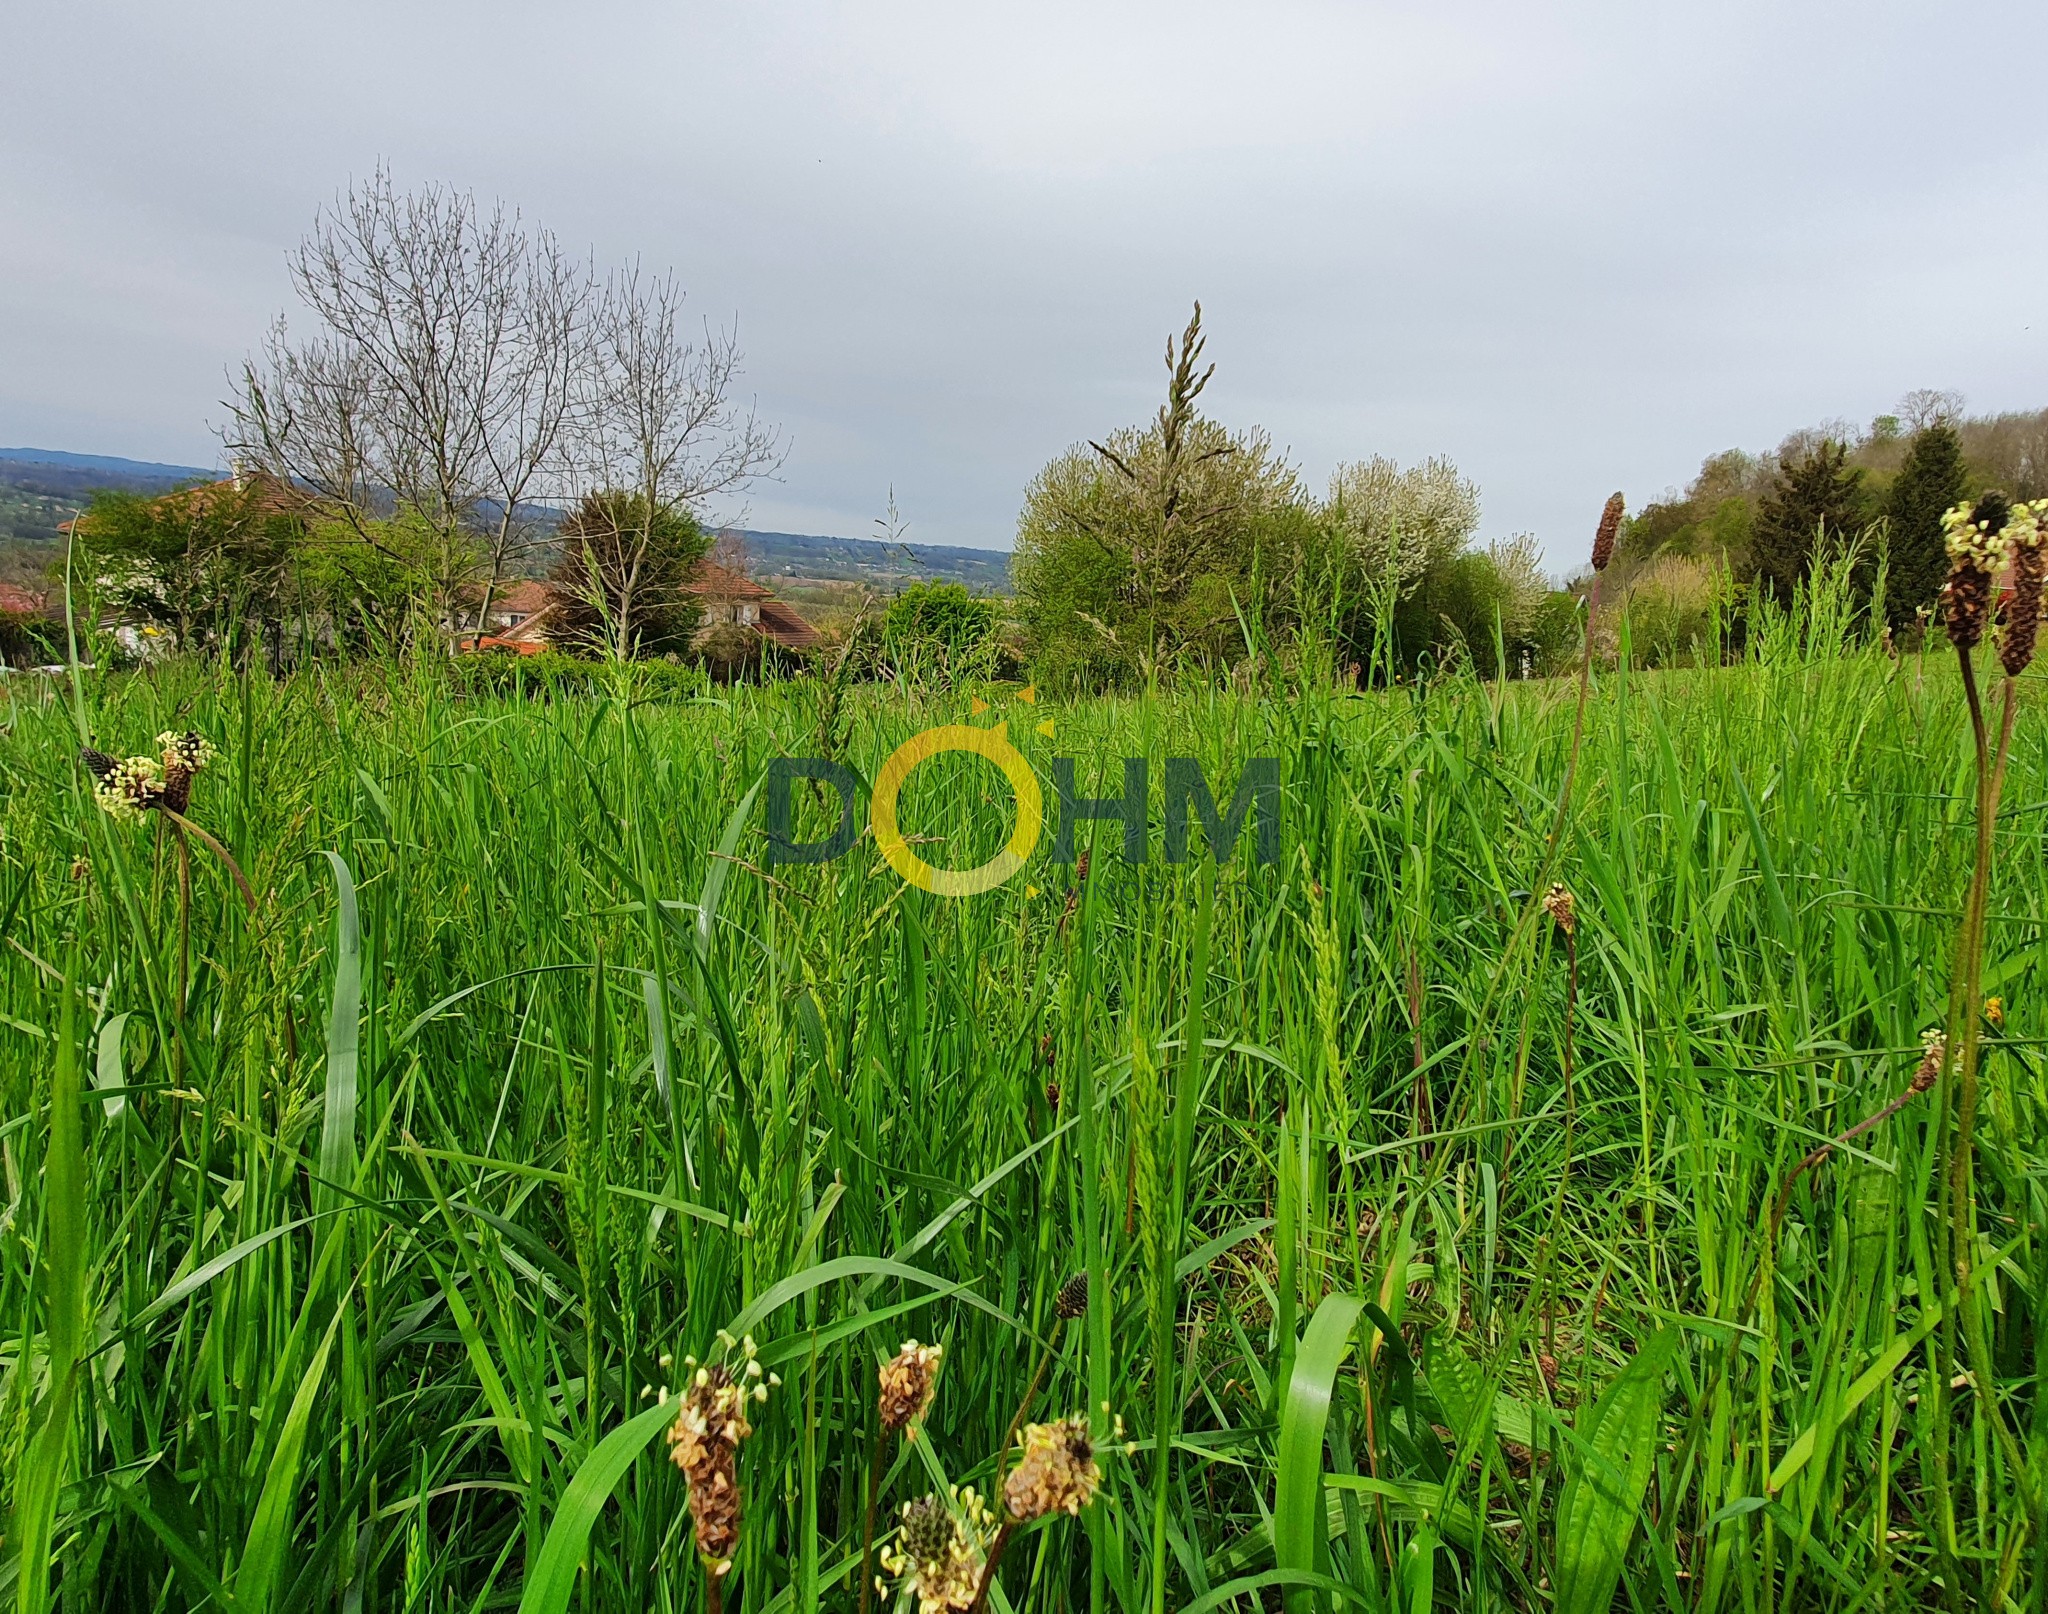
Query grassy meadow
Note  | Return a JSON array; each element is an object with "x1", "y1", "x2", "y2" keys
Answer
[{"x1": 1, "y1": 612, "x2": 2044, "y2": 1611}]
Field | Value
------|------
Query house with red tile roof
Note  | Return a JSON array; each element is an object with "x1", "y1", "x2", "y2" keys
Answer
[
  {"x1": 468, "y1": 563, "x2": 818, "y2": 657},
  {"x1": 684, "y1": 561, "x2": 821, "y2": 651}
]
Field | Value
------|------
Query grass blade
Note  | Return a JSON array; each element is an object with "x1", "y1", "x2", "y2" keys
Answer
[
  {"x1": 1274, "y1": 1293, "x2": 1366, "y2": 1614},
  {"x1": 514, "y1": 1398, "x2": 678, "y2": 1614},
  {"x1": 13, "y1": 935, "x2": 85, "y2": 1614},
  {"x1": 1550, "y1": 1328, "x2": 1678, "y2": 1614}
]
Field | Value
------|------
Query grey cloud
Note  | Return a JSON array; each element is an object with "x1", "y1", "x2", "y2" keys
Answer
[{"x1": 4, "y1": 0, "x2": 2044, "y2": 567}]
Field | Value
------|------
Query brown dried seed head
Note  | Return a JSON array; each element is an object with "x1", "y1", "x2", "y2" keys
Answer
[
  {"x1": 160, "y1": 759, "x2": 194, "y2": 816},
  {"x1": 663, "y1": 1350, "x2": 768, "y2": 1575},
  {"x1": 1542, "y1": 883, "x2": 1576, "y2": 937},
  {"x1": 1999, "y1": 503, "x2": 2043, "y2": 677},
  {"x1": 1910, "y1": 1029, "x2": 1947, "y2": 1094},
  {"x1": 1003, "y1": 1414, "x2": 1104, "y2": 1521},
  {"x1": 1591, "y1": 492, "x2": 1625, "y2": 572},
  {"x1": 687, "y1": 1447, "x2": 741, "y2": 1572},
  {"x1": 1945, "y1": 564, "x2": 1994, "y2": 651},
  {"x1": 878, "y1": 1339, "x2": 942, "y2": 1434},
  {"x1": 1055, "y1": 1272, "x2": 1089, "y2": 1320}
]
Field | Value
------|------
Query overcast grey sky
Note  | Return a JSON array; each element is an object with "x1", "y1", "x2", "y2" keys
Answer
[{"x1": 4, "y1": 1, "x2": 2044, "y2": 565}]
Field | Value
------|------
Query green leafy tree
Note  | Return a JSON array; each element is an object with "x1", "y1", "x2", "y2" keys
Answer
[
  {"x1": 74, "y1": 480, "x2": 295, "y2": 655},
  {"x1": 1885, "y1": 423, "x2": 1969, "y2": 626},
  {"x1": 1014, "y1": 305, "x2": 1308, "y2": 685},
  {"x1": 1750, "y1": 440, "x2": 1871, "y2": 602},
  {"x1": 295, "y1": 510, "x2": 448, "y2": 655},
  {"x1": 546, "y1": 490, "x2": 708, "y2": 658}
]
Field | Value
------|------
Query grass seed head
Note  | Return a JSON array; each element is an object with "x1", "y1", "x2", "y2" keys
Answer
[
  {"x1": 878, "y1": 1339, "x2": 942, "y2": 1436},
  {"x1": 1003, "y1": 1413, "x2": 1104, "y2": 1521},
  {"x1": 1592, "y1": 492, "x2": 1625, "y2": 572}
]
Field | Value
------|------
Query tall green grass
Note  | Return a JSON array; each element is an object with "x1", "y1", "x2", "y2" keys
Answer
[{"x1": 0, "y1": 609, "x2": 2041, "y2": 1611}]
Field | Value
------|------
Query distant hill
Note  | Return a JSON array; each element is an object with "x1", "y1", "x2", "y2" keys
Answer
[
  {"x1": 731, "y1": 529, "x2": 1009, "y2": 591},
  {"x1": 0, "y1": 448, "x2": 222, "y2": 556},
  {"x1": 0, "y1": 447, "x2": 218, "y2": 481},
  {"x1": 0, "y1": 448, "x2": 1013, "y2": 593}
]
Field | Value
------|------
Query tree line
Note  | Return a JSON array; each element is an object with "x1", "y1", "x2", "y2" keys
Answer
[
  {"x1": 1605, "y1": 389, "x2": 2047, "y2": 663},
  {"x1": 1012, "y1": 305, "x2": 1572, "y2": 688},
  {"x1": 54, "y1": 172, "x2": 2040, "y2": 687}
]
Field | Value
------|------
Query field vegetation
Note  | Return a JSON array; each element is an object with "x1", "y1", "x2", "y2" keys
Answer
[
  {"x1": 3, "y1": 539, "x2": 2046, "y2": 1611},
  {"x1": 7, "y1": 173, "x2": 2048, "y2": 1614}
]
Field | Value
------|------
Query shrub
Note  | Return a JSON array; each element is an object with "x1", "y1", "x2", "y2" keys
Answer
[
  {"x1": 449, "y1": 647, "x2": 710, "y2": 701},
  {"x1": 884, "y1": 581, "x2": 1004, "y2": 686}
]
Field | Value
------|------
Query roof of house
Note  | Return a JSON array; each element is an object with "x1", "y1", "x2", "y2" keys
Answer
[
  {"x1": 0, "y1": 583, "x2": 47, "y2": 615},
  {"x1": 755, "y1": 598, "x2": 821, "y2": 649},
  {"x1": 57, "y1": 469, "x2": 308, "y2": 535},
  {"x1": 683, "y1": 562, "x2": 819, "y2": 648},
  {"x1": 492, "y1": 580, "x2": 552, "y2": 617},
  {"x1": 683, "y1": 561, "x2": 774, "y2": 601}
]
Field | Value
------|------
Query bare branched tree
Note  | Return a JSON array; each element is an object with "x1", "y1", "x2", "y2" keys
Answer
[
  {"x1": 560, "y1": 265, "x2": 782, "y2": 657},
  {"x1": 227, "y1": 167, "x2": 584, "y2": 648},
  {"x1": 1900, "y1": 388, "x2": 1967, "y2": 433}
]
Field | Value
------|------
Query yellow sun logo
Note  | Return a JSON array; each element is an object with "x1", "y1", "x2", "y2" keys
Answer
[{"x1": 870, "y1": 686, "x2": 1049, "y2": 896}]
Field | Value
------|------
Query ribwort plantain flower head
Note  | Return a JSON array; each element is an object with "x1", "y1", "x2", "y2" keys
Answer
[
  {"x1": 1055, "y1": 1271, "x2": 1089, "y2": 1321},
  {"x1": 1910, "y1": 1029, "x2": 1947, "y2": 1095},
  {"x1": 1942, "y1": 495, "x2": 2014, "y2": 651},
  {"x1": 1003, "y1": 1413, "x2": 1109, "y2": 1521},
  {"x1": 1998, "y1": 502, "x2": 2044, "y2": 677},
  {"x1": 88, "y1": 754, "x2": 164, "y2": 825},
  {"x1": 879, "y1": 1489, "x2": 993, "y2": 1613},
  {"x1": 879, "y1": 1339, "x2": 943, "y2": 1437},
  {"x1": 1542, "y1": 883, "x2": 1576, "y2": 937},
  {"x1": 156, "y1": 731, "x2": 217, "y2": 815},
  {"x1": 158, "y1": 731, "x2": 218, "y2": 773},
  {"x1": 664, "y1": 1333, "x2": 774, "y2": 1577},
  {"x1": 1591, "y1": 493, "x2": 1625, "y2": 573}
]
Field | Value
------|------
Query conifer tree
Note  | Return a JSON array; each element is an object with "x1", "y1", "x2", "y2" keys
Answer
[
  {"x1": 1885, "y1": 423, "x2": 1969, "y2": 626},
  {"x1": 1750, "y1": 440, "x2": 1871, "y2": 602}
]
